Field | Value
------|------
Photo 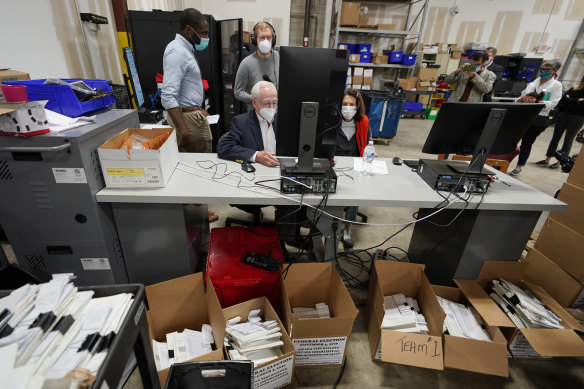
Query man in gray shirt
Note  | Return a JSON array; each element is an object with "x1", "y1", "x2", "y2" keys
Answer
[{"x1": 234, "y1": 22, "x2": 280, "y2": 111}]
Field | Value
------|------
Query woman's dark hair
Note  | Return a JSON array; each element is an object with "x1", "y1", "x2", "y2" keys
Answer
[{"x1": 344, "y1": 88, "x2": 366, "y2": 121}]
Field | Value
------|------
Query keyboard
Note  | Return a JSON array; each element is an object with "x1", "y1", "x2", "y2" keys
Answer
[{"x1": 403, "y1": 159, "x2": 420, "y2": 169}]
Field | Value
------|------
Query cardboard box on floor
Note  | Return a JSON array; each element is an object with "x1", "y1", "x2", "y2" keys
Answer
[
  {"x1": 145, "y1": 273, "x2": 226, "y2": 386},
  {"x1": 98, "y1": 128, "x2": 179, "y2": 188},
  {"x1": 432, "y1": 285, "x2": 509, "y2": 377},
  {"x1": 366, "y1": 261, "x2": 445, "y2": 370},
  {"x1": 455, "y1": 261, "x2": 584, "y2": 358},
  {"x1": 281, "y1": 263, "x2": 358, "y2": 368},
  {"x1": 524, "y1": 248, "x2": 584, "y2": 308},
  {"x1": 550, "y1": 182, "x2": 584, "y2": 236},
  {"x1": 534, "y1": 217, "x2": 584, "y2": 282},
  {"x1": 223, "y1": 297, "x2": 296, "y2": 389},
  {"x1": 0, "y1": 69, "x2": 30, "y2": 101},
  {"x1": 567, "y1": 151, "x2": 584, "y2": 189}
]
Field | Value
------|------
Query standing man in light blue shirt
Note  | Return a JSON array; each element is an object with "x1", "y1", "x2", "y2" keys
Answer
[{"x1": 162, "y1": 8, "x2": 212, "y2": 153}]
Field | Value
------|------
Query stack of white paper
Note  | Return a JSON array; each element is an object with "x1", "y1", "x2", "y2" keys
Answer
[
  {"x1": 0, "y1": 274, "x2": 136, "y2": 388},
  {"x1": 489, "y1": 278, "x2": 564, "y2": 329},
  {"x1": 381, "y1": 294, "x2": 428, "y2": 334},
  {"x1": 292, "y1": 302, "x2": 331, "y2": 320},
  {"x1": 436, "y1": 296, "x2": 491, "y2": 341},
  {"x1": 152, "y1": 324, "x2": 215, "y2": 371},
  {"x1": 225, "y1": 309, "x2": 283, "y2": 366}
]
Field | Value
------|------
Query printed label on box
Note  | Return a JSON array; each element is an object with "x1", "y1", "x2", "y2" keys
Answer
[
  {"x1": 105, "y1": 167, "x2": 160, "y2": 185},
  {"x1": 571, "y1": 288, "x2": 584, "y2": 308},
  {"x1": 52, "y1": 168, "x2": 88, "y2": 184},
  {"x1": 80, "y1": 258, "x2": 111, "y2": 270},
  {"x1": 375, "y1": 341, "x2": 381, "y2": 360},
  {"x1": 253, "y1": 355, "x2": 294, "y2": 389},
  {"x1": 509, "y1": 333, "x2": 548, "y2": 358},
  {"x1": 293, "y1": 337, "x2": 347, "y2": 366}
]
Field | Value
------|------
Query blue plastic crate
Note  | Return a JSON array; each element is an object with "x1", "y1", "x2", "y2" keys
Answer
[
  {"x1": 1, "y1": 78, "x2": 115, "y2": 117},
  {"x1": 360, "y1": 52, "x2": 372, "y2": 63},
  {"x1": 389, "y1": 51, "x2": 403, "y2": 63},
  {"x1": 404, "y1": 101, "x2": 423, "y2": 112},
  {"x1": 368, "y1": 98, "x2": 405, "y2": 139},
  {"x1": 402, "y1": 54, "x2": 417, "y2": 66},
  {"x1": 358, "y1": 44, "x2": 372, "y2": 53}
]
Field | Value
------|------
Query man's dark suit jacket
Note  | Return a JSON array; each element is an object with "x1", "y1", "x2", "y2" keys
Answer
[
  {"x1": 217, "y1": 110, "x2": 278, "y2": 162},
  {"x1": 483, "y1": 62, "x2": 505, "y2": 102}
]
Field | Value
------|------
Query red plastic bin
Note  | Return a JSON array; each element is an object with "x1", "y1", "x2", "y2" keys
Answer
[{"x1": 206, "y1": 226, "x2": 284, "y2": 309}]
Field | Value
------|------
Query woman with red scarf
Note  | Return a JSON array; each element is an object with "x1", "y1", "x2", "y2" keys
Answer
[{"x1": 335, "y1": 88, "x2": 371, "y2": 248}]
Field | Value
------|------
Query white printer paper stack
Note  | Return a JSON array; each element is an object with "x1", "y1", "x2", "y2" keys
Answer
[
  {"x1": 225, "y1": 309, "x2": 283, "y2": 366},
  {"x1": 381, "y1": 294, "x2": 428, "y2": 334},
  {"x1": 292, "y1": 303, "x2": 331, "y2": 320},
  {"x1": 436, "y1": 296, "x2": 491, "y2": 341},
  {"x1": 489, "y1": 278, "x2": 564, "y2": 329},
  {"x1": 151, "y1": 324, "x2": 215, "y2": 371}
]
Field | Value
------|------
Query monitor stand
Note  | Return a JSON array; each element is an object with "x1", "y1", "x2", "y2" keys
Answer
[
  {"x1": 282, "y1": 101, "x2": 330, "y2": 175},
  {"x1": 449, "y1": 107, "x2": 507, "y2": 175}
]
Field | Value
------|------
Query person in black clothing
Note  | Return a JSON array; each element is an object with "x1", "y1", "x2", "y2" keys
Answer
[
  {"x1": 483, "y1": 47, "x2": 505, "y2": 102},
  {"x1": 537, "y1": 75, "x2": 584, "y2": 168},
  {"x1": 335, "y1": 88, "x2": 372, "y2": 248}
]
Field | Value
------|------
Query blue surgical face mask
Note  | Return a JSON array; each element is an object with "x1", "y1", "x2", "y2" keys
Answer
[
  {"x1": 540, "y1": 70, "x2": 553, "y2": 79},
  {"x1": 190, "y1": 27, "x2": 209, "y2": 51}
]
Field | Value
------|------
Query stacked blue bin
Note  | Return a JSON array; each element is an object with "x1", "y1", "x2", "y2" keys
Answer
[
  {"x1": 358, "y1": 43, "x2": 372, "y2": 64},
  {"x1": 1, "y1": 79, "x2": 115, "y2": 117}
]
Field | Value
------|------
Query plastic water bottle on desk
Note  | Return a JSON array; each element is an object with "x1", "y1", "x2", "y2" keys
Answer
[{"x1": 362, "y1": 141, "x2": 375, "y2": 175}]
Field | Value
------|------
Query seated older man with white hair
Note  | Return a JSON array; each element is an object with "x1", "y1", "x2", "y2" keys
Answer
[{"x1": 218, "y1": 80, "x2": 280, "y2": 167}]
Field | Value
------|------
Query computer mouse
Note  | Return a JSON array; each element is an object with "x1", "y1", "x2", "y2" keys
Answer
[
  {"x1": 393, "y1": 157, "x2": 403, "y2": 166},
  {"x1": 241, "y1": 162, "x2": 256, "y2": 173}
]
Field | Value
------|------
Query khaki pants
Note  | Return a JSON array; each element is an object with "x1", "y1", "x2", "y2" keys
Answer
[{"x1": 165, "y1": 110, "x2": 212, "y2": 153}]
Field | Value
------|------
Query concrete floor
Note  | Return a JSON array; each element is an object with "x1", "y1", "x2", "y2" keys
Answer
[{"x1": 122, "y1": 116, "x2": 581, "y2": 387}]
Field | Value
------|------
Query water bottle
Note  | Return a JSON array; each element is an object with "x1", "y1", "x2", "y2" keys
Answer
[{"x1": 362, "y1": 141, "x2": 375, "y2": 175}]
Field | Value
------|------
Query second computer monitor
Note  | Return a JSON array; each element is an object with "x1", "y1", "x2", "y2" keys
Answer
[
  {"x1": 423, "y1": 101, "x2": 544, "y2": 156},
  {"x1": 276, "y1": 46, "x2": 349, "y2": 161}
]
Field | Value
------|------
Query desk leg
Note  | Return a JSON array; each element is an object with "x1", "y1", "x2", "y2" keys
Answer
[
  {"x1": 308, "y1": 207, "x2": 343, "y2": 262},
  {"x1": 408, "y1": 208, "x2": 540, "y2": 285},
  {"x1": 111, "y1": 203, "x2": 206, "y2": 285}
]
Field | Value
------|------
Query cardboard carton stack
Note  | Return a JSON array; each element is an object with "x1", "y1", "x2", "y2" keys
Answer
[{"x1": 523, "y1": 155, "x2": 584, "y2": 308}]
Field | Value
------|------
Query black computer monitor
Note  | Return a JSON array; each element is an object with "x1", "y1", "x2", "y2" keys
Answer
[
  {"x1": 122, "y1": 47, "x2": 145, "y2": 108},
  {"x1": 422, "y1": 102, "x2": 544, "y2": 174},
  {"x1": 276, "y1": 46, "x2": 348, "y2": 172}
]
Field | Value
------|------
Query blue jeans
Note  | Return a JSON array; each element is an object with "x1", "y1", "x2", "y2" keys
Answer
[{"x1": 345, "y1": 206, "x2": 358, "y2": 223}]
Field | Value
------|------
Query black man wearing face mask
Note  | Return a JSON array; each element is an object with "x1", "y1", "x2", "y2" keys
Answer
[{"x1": 162, "y1": 8, "x2": 212, "y2": 153}]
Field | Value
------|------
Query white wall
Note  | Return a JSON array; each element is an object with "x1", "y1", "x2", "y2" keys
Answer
[
  {"x1": 188, "y1": 0, "x2": 292, "y2": 46},
  {"x1": 0, "y1": 0, "x2": 123, "y2": 83},
  {"x1": 0, "y1": 0, "x2": 88, "y2": 79}
]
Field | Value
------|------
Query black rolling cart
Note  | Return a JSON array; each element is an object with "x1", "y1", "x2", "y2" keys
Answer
[{"x1": 0, "y1": 283, "x2": 160, "y2": 389}]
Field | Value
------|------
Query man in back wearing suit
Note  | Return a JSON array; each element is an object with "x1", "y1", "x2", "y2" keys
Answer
[
  {"x1": 483, "y1": 46, "x2": 505, "y2": 102},
  {"x1": 218, "y1": 80, "x2": 279, "y2": 167}
]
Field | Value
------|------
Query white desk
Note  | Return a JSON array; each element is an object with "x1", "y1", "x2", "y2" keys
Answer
[{"x1": 97, "y1": 154, "x2": 565, "y2": 285}]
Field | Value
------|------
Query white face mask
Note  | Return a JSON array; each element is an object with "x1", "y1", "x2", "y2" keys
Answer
[
  {"x1": 260, "y1": 107, "x2": 276, "y2": 123},
  {"x1": 342, "y1": 106, "x2": 357, "y2": 120},
  {"x1": 258, "y1": 39, "x2": 272, "y2": 55}
]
